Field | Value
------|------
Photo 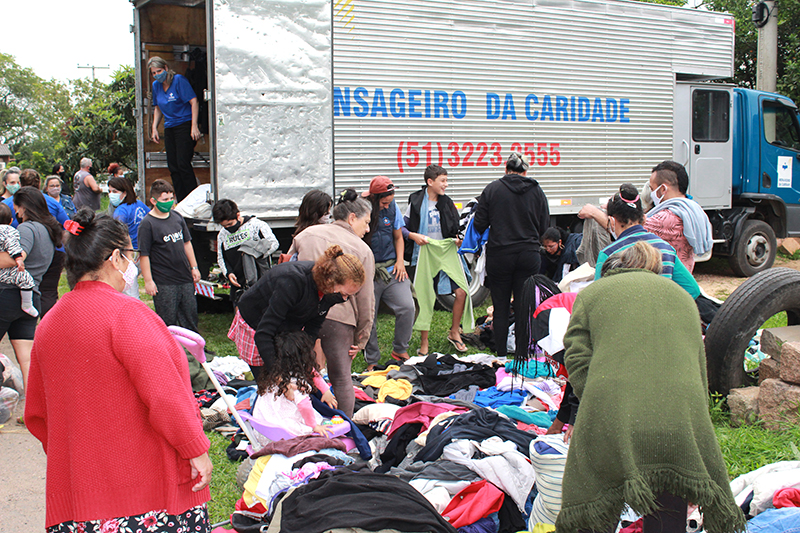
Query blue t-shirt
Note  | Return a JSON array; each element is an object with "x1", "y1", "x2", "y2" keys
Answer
[
  {"x1": 113, "y1": 200, "x2": 149, "y2": 249},
  {"x1": 152, "y1": 74, "x2": 196, "y2": 128},
  {"x1": 4, "y1": 193, "x2": 69, "y2": 228},
  {"x1": 4, "y1": 192, "x2": 69, "y2": 252},
  {"x1": 370, "y1": 200, "x2": 405, "y2": 263}
]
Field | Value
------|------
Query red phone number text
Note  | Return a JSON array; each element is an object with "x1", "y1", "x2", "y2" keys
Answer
[{"x1": 397, "y1": 141, "x2": 561, "y2": 173}]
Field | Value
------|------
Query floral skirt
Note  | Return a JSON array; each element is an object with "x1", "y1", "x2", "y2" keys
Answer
[{"x1": 47, "y1": 504, "x2": 209, "y2": 533}]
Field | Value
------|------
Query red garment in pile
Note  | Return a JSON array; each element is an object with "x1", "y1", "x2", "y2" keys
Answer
[
  {"x1": 774, "y1": 487, "x2": 800, "y2": 508},
  {"x1": 443, "y1": 479, "x2": 505, "y2": 528}
]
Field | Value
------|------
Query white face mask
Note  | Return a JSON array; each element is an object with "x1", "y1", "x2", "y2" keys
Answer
[
  {"x1": 117, "y1": 254, "x2": 138, "y2": 293},
  {"x1": 650, "y1": 184, "x2": 665, "y2": 207},
  {"x1": 319, "y1": 213, "x2": 332, "y2": 224},
  {"x1": 608, "y1": 218, "x2": 617, "y2": 240}
]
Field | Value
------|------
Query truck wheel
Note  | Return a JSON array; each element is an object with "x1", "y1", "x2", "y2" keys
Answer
[
  {"x1": 704, "y1": 267, "x2": 800, "y2": 396},
  {"x1": 435, "y1": 258, "x2": 490, "y2": 311},
  {"x1": 728, "y1": 219, "x2": 776, "y2": 277}
]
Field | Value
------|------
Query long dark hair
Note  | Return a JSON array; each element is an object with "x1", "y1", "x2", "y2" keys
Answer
[
  {"x1": 257, "y1": 331, "x2": 319, "y2": 397},
  {"x1": 364, "y1": 190, "x2": 395, "y2": 247},
  {"x1": 64, "y1": 208, "x2": 129, "y2": 288},
  {"x1": 294, "y1": 189, "x2": 332, "y2": 238},
  {"x1": 13, "y1": 187, "x2": 62, "y2": 248}
]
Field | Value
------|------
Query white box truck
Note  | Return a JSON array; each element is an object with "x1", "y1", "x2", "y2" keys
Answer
[{"x1": 131, "y1": 0, "x2": 800, "y2": 285}]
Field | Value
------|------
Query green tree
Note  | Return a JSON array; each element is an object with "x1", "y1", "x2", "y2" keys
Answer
[
  {"x1": 0, "y1": 53, "x2": 71, "y2": 170},
  {"x1": 56, "y1": 66, "x2": 137, "y2": 178},
  {"x1": 701, "y1": 0, "x2": 800, "y2": 104}
]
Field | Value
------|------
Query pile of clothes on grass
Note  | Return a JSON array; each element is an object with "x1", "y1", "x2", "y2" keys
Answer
[{"x1": 217, "y1": 351, "x2": 570, "y2": 533}]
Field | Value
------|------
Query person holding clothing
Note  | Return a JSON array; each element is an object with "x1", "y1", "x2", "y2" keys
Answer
[
  {"x1": 288, "y1": 189, "x2": 375, "y2": 417},
  {"x1": 556, "y1": 241, "x2": 744, "y2": 533},
  {"x1": 362, "y1": 176, "x2": 414, "y2": 369},
  {"x1": 595, "y1": 183, "x2": 700, "y2": 299},
  {"x1": 229, "y1": 244, "x2": 365, "y2": 414},
  {"x1": 212, "y1": 198, "x2": 279, "y2": 304},
  {"x1": 473, "y1": 152, "x2": 550, "y2": 358},
  {"x1": 26, "y1": 208, "x2": 212, "y2": 533},
  {"x1": 73, "y1": 158, "x2": 101, "y2": 211},
  {"x1": 148, "y1": 56, "x2": 201, "y2": 203},
  {"x1": 405, "y1": 165, "x2": 469, "y2": 355},
  {"x1": 0, "y1": 187, "x2": 61, "y2": 389},
  {"x1": 43, "y1": 175, "x2": 77, "y2": 218}
]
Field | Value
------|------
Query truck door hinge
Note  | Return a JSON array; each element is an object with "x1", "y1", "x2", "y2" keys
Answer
[{"x1": 204, "y1": 89, "x2": 211, "y2": 102}]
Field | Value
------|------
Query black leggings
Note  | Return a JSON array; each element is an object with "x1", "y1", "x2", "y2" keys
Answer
[{"x1": 485, "y1": 248, "x2": 541, "y2": 357}]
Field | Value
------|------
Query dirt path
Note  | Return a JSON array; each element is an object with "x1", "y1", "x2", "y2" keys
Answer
[
  {"x1": 3, "y1": 255, "x2": 800, "y2": 532},
  {"x1": 0, "y1": 335, "x2": 46, "y2": 533}
]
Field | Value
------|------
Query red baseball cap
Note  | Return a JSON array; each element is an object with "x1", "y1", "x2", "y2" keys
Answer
[{"x1": 362, "y1": 176, "x2": 397, "y2": 197}]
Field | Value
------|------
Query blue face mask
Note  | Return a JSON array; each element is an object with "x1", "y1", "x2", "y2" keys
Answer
[
  {"x1": 109, "y1": 192, "x2": 123, "y2": 207},
  {"x1": 154, "y1": 70, "x2": 167, "y2": 83}
]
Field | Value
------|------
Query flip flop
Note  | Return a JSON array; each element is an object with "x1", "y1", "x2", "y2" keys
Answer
[
  {"x1": 416, "y1": 348, "x2": 429, "y2": 356},
  {"x1": 391, "y1": 351, "x2": 410, "y2": 362},
  {"x1": 448, "y1": 336, "x2": 468, "y2": 353}
]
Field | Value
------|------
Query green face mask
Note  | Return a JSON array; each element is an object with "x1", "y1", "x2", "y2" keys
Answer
[
  {"x1": 5, "y1": 183, "x2": 20, "y2": 195},
  {"x1": 155, "y1": 200, "x2": 174, "y2": 213}
]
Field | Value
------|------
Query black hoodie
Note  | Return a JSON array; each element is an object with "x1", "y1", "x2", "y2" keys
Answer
[{"x1": 473, "y1": 173, "x2": 550, "y2": 254}]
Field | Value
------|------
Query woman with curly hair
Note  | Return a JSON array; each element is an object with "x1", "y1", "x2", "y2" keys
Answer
[
  {"x1": 253, "y1": 330, "x2": 333, "y2": 438},
  {"x1": 229, "y1": 244, "x2": 365, "y2": 409}
]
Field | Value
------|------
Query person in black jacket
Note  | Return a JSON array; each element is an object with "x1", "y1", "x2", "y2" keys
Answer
[
  {"x1": 539, "y1": 227, "x2": 582, "y2": 283},
  {"x1": 231, "y1": 245, "x2": 365, "y2": 406},
  {"x1": 473, "y1": 152, "x2": 550, "y2": 357},
  {"x1": 405, "y1": 165, "x2": 468, "y2": 354}
]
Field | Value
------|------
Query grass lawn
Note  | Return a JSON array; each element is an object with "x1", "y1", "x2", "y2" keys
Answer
[{"x1": 56, "y1": 276, "x2": 799, "y2": 525}]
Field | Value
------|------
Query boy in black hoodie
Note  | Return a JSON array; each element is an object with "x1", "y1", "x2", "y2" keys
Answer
[{"x1": 473, "y1": 152, "x2": 550, "y2": 357}]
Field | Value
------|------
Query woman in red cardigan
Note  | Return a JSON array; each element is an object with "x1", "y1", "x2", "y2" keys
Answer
[{"x1": 25, "y1": 207, "x2": 212, "y2": 533}]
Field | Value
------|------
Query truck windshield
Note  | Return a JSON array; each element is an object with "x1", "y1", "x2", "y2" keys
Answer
[{"x1": 763, "y1": 100, "x2": 800, "y2": 151}]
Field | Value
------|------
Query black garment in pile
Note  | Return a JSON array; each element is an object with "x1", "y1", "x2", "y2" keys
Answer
[
  {"x1": 292, "y1": 454, "x2": 346, "y2": 469},
  {"x1": 415, "y1": 407, "x2": 536, "y2": 463},
  {"x1": 416, "y1": 354, "x2": 496, "y2": 397},
  {"x1": 375, "y1": 422, "x2": 423, "y2": 474},
  {"x1": 275, "y1": 469, "x2": 458, "y2": 533},
  {"x1": 497, "y1": 491, "x2": 527, "y2": 533}
]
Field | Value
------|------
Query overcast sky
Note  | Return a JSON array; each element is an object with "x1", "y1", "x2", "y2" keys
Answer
[{"x1": 0, "y1": 0, "x2": 134, "y2": 84}]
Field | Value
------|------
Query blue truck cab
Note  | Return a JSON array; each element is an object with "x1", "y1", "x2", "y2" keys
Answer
[{"x1": 678, "y1": 83, "x2": 800, "y2": 276}]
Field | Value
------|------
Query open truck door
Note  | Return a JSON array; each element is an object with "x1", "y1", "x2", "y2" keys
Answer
[{"x1": 674, "y1": 83, "x2": 733, "y2": 209}]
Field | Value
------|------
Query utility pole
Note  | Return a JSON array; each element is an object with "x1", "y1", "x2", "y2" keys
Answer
[
  {"x1": 754, "y1": 0, "x2": 778, "y2": 93},
  {"x1": 77, "y1": 64, "x2": 110, "y2": 81}
]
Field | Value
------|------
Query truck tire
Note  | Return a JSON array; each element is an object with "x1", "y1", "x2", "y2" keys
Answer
[
  {"x1": 728, "y1": 219, "x2": 777, "y2": 277},
  {"x1": 435, "y1": 259, "x2": 490, "y2": 311},
  {"x1": 704, "y1": 267, "x2": 800, "y2": 396}
]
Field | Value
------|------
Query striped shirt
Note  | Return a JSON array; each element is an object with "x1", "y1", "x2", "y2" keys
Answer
[{"x1": 594, "y1": 225, "x2": 700, "y2": 298}]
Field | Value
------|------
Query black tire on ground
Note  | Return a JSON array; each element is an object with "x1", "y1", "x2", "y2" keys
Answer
[
  {"x1": 728, "y1": 219, "x2": 777, "y2": 277},
  {"x1": 435, "y1": 257, "x2": 491, "y2": 311},
  {"x1": 704, "y1": 267, "x2": 800, "y2": 396}
]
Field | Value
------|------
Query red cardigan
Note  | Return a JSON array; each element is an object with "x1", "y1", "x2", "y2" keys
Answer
[{"x1": 25, "y1": 281, "x2": 210, "y2": 527}]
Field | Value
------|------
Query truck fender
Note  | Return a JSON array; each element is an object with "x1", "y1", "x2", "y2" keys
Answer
[{"x1": 735, "y1": 193, "x2": 788, "y2": 238}]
